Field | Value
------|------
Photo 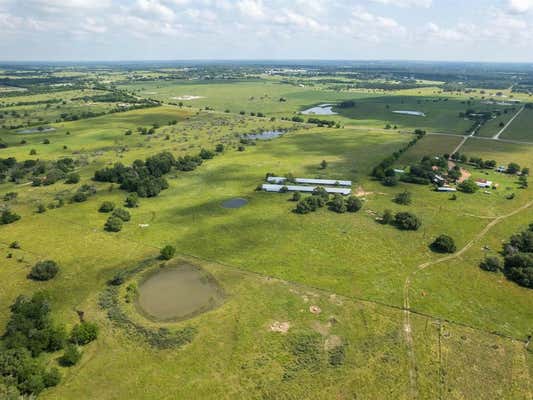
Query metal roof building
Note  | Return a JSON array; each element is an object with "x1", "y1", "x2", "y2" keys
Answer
[
  {"x1": 266, "y1": 177, "x2": 352, "y2": 186},
  {"x1": 261, "y1": 184, "x2": 351, "y2": 195}
]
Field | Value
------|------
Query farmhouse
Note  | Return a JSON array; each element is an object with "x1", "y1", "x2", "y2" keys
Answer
[
  {"x1": 261, "y1": 184, "x2": 352, "y2": 195},
  {"x1": 267, "y1": 176, "x2": 352, "y2": 186},
  {"x1": 475, "y1": 179, "x2": 493, "y2": 188},
  {"x1": 496, "y1": 166, "x2": 507, "y2": 173}
]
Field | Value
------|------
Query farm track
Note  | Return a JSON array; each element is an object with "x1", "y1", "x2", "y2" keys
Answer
[
  {"x1": 402, "y1": 199, "x2": 533, "y2": 398},
  {"x1": 493, "y1": 106, "x2": 525, "y2": 139}
]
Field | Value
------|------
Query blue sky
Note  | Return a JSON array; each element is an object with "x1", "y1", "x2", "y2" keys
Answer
[{"x1": 1, "y1": 0, "x2": 533, "y2": 62}]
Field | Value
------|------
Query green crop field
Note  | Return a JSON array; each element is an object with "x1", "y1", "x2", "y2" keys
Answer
[
  {"x1": 0, "y1": 67, "x2": 531, "y2": 400},
  {"x1": 501, "y1": 107, "x2": 533, "y2": 141}
]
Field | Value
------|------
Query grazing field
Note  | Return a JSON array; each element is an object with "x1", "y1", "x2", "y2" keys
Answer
[
  {"x1": 500, "y1": 107, "x2": 533, "y2": 141},
  {"x1": 0, "y1": 71, "x2": 531, "y2": 400}
]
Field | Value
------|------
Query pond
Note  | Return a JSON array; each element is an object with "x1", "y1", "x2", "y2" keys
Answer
[
  {"x1": 221, "y1": 198, "x2": 248, "y2": 209},
  {"x1": 301, "y1": 104, "x2": 338, "y2": 115},
  {"x1": 136, "y1": 264, "x2": 224, "y2": 322},
  {"x1": 16, "y1": 127, "x2": 56, "y2": 134},
  {"x1": 243, "y1": 130, "x2": 284, "y2": 140},
  {"x1": 392, "y1": 110, "x2": 426, "y2": 117}
]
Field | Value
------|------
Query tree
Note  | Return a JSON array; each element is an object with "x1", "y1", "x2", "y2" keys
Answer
[
  {"x1": 507, "y1": 162, "x2": 521, "y2": 174},
  {"x1": 457, "y1": 179, "x2": 479, "y2": 193},
  {"x1": 394, "y1": 212, "x2": 421, "y2": 231},
  {"x1": 98, "y1": 201, "x2": 115, "y2": 213},
  {"x1": 431, "y1": 235, "x2": 456, "y2": 253},
  {"x1": 329, "y1": 194, "x2": 347, "y2": 213},
  {"x1": 320, "y1": 160, "x2": 328, "y2": 169},
  {"x1": 28, "y1": 260, "x2": 59, "y2": 281},
  {"x1": 124, "y1": 193, "x2": 139, "y2": 208},
  {"x1": 112, "y1": 208, "x2": 130, "y2": 222},
  {"x1": 199, "y1": 148, "x2": 215, "y2": 160},
  {"x1": 37, "y1": 204, "x2": 46, "y2": 213},
  {"x1": 59, "y1": 344, "x2": 82, "y2": 367},
  {"x1": 291, "y1": 191, "x2": 301, "y2": 201},
  {"x1": 160, "y1": 245, "x2": 176, "y2": 260},
  {"x1": 394, "y1": 191, "x2": 412, "y2": 205},
  {"x1": 382, "y1": 176, "x2": 398, "y2": 186},
  {"x1": 480, "y1": 256, "x2": 501, "y2": 272},
  {"x1": 346, "y1": 196, "x2": 362, "y2": 212},
  {"x1": 104, "y1": 216, "x2": 122, "y2": 232},
  {"x1": 215, "y1": 144, "x2": 224, "y2": 153},
  {"x1": 70, "y1": 321, "x2": 98, "y2": 345},
  {"x1": 381, "y1": 209, "x2": 394, "y2": 225},
  {"x1": 519, "y1": 175, "x2": 528, "y2": 189}
]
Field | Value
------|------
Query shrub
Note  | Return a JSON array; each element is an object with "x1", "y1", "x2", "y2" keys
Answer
[
  {"x1": 346, "y1": 196, "x2": 362, "y2": 212},
  {"x1": 124, "y1": 193, "x2": 139, "y2": 208},
  {"x1": 70, "y1": 322, "x2": 98, "y2": 345},
  {"x1": 59, "y1": 344, "x2": 82, "y2": 367},
  {"x1": 9, "y1": 241, "x2": 20, "y2": 249},
  {"x1": 394, "y1": 191, "x2": 412, "y2": 205},
  {"x1": 215, "y1": 144, "x2": 224, "y2": 153},
  {"x1": 65, "y1": 172, "x2": 80, "y2": 184},
  {"x1": 199, "y1": 148, "x2": 215, "y2": 160},
  {"x1": 480, "y1": 256, "x2": 501, "y2": 272},
  {"x1": 503, "y1": 253, "x2": 532, "y2": 288},
  {"x1": 382, "y1": 176, "x2": 398, "y2": 186},
  {"x1": 507, "y1": 162, "x2": 521, "y2": 174},
  {"x1": 28, "y1": 260, "x2": 59, "y2": 281},
  {"x1": 98, "y1": 201, "x2": 115, "y2": 213},
  {"x1": 104, "y1": 216, "x2": 123, "y2": 232},
  {"x1": 112, "y1": 208, "x2": 130, "y2": 222},
  {"x1": 394, "y1": 212, "x2": 421, "y2": 231},
  {"x1": 71, "y1": 192, "x2": 88, "y2": 203},
  {"x1": 431, "y1": 235, "x2": 456, "y2": 253},
  {"x1": 329, "y1": 194, "x2": 347, "y2": 213},
  {"x1": 279, "y1": 185, "x2": 289, "y2": 193},
  {"x1": 381, "y1": 209, "x2": 394, "y2": 224},
  {"x1": 291, "y1": 191, "x2": 301, "y2": 201},
  {"x1": 43, "y1": 368, "x2": 61, "y2": 387},
  {"x1": 320, "y1": 160, "x2": 327, "y2": 169},
  {"x1": 160, "y1": 245, "x2": 176, "y2": 260},
  {"x1": 1, "y1": 209, "x2": 21, "y2": 225}
]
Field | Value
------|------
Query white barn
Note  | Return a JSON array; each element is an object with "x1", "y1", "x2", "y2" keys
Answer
[
  {"x1": 266, "y1": 176, "x2": 352, "y2": 186},
  {"x1": 261, "y1": 184, "x2": 351, "y2": 195}
]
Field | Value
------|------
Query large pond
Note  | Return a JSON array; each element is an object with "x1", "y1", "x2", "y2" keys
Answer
[
  {"x1": 16, "y1": 127, "x2": 56, "y2": 134},
  {"x1": 221, "y1": 198, "x2": 248, "y2": 209},
  {"x1": 243, "y1": 130, "x2": 284, "y2": 140},
  {"x1": 136, "y1": 264, "x2": 224, "y2": 321},
  {"x1": 301, "y1": 104, "x2": 338, "y2": 115}
]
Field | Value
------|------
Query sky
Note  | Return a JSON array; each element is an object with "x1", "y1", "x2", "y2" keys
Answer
[{"x1": 1, "y1": 0, "x2": 533, "y2": 62}]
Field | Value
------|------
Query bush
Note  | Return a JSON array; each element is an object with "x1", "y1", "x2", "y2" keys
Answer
[
  {"x1": 70, "y1": 322, "x2": 98, "y2": 345},
  {"x1": 160, "y1": 245, "x2": 176, "y2": 260},
  {"x1": 480, "y1": 256, "x2": 501, "y2": 272},
  {"x1": 98, "y1": 201, "x2": 115, "y2": 213},
  {"x1": 394, "y1": 191, "x2": 412, "y2": 205},
  {"x1": 104, "y1": 216, "x2": 122, "y2": 232},
  {"x1": 394, "y1": 212, "x2": 421, "y2": 231},
  {"x1": 431, "y1": 235, "x2": 456, "y2": 253},
  {"x1": 71, "y1": 192, "x2": 88, "y2": 203},
  {"x1": 59, "y1": 344, "x2": 82, "y2": 367},
  {"x1": 1, "y1": 209, "x2": 21, "y2": 225},
  {"x1": 346, "y1": 196, "x2": 362, "y2": 212},
  {"x1": 124, "y1": 193, "x2": 139, "y2": 208},
  {"x1": 381, "y1": 209, "x2": 394, "y2": 224},
  {"x1": 65, "y1": 172, "x2": 79, "y2": 184},
  {"x1": 329, "y1": 194, "x2": 346, "y2": 213},
  {"x1": 215, "y1": 144, "x2": 224, "y2": 153},
  {"x1": 382, "y1": 176, "x2": 398, "y2": 186},
  {"x1": 28, "y1": 260, "x2": 59, "y2": 281},
  {"x1": 503, "y1": 253, "x2": 532, "y2": 288},
  {"x1": 291, "y1": 191, "x2": 301, "y2": 201},
  {"x1": 112, "y1": 208, "x2": 130, "y2": 222}
]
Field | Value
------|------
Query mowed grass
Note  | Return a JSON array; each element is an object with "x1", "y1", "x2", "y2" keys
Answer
[
  {"x1": 461, "y1": 137, "x2": 533, "y2": 167},
  {"x1": 501, "y1": 107, "x2": 533, "y2": 141}
]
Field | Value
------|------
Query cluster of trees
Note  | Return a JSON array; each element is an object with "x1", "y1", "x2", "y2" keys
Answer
[
  {"x1": 451, "y1": 152, "x2": 527, "y2": 175},
  {"x1": 28, "y1": 260, "x2": 59, "y2": 281},
  {"x1": 94, "y1": 149, "x2": 215, "y2": 198},
  {"x1": 71, "y1": 184, "x2": 97, "y2": 203},
  {"x1": 104, "y1": 208, "x2": 131, "y2": 233},
  {"x1": 480, "y1": 223, "x2": 532, "y2": 288},
  {"x1": 1, "y1": 209, "x2": 20, "y2": 225},
  {"x1": 371, "y1": 129, "x2": 426, "y2": 183},
  {"x1": 293, "y1": 187, "x2": 363, "y2": 215},
  {"x1": 0, "y1": 156, "x2": 77, "y2": 186},
  {"x1": 0, "y1": 292, "x2": 98, "y2": 397},
  {"x1": 306, "y1": 118, "x2": 339, "y2": 128},
  {"x1": 380, "y1": 210, "x2": 422, "y2": 231}
]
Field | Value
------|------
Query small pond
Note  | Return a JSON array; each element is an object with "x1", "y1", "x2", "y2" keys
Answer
[
  {"x1": 244, "y1": 130, "x2": 284, "y2": 140},
  {"x1": 301, "y1": 104, "x2": 338, "y2": 115},
  {"x1": 221, "y1": 198, "x2": 248, "y2": 209},
  {"x1": 136, "y1": 264, "x2": 224, "y2": 321},
  {"x1": 16, "y1": 127, "x2": 56, "y2": 134}
]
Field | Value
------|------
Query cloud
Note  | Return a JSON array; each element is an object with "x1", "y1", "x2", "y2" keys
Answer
[
  {"x1": 346, "y1": 7, "x2": 405, "y2": 42},
  {"x1": 236, "y1": 0, "x2": 265, "y2": 19},
  {"x1": 133, "y1": 0, "x2": 175, "y2": 21},
  {"x1": 507, "y1": 0, "x2": 533, "y2": 13},
  {"x1": 369, "y1": 0, "x2": 432, "y2": 8}
]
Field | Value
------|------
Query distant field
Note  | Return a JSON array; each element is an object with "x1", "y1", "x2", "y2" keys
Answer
[
  {"x1": 395, "y1": 134, "x2": 464, "y2": 166},
  {"x1": 476, "y1": 107, "x2": 521, "y2": 138},
  {"x1": 500, "y1": 107, "x2": 533, "y2": 141},
  {"x1": 461, "y1": 137, "x2": 533, "y2": 167}
]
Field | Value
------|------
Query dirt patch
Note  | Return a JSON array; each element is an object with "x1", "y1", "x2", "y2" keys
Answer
[
  {"x1": 269, "y1": 321, "x2": 290, "y2": 334},
  {"x1": 171, "y1": 95, "x2": 205, "y2": 101},
  {"x1": 309, "y1": 305, "x2": 322, "y2": 314},
  {"x1": 328, "y1": 294, "x2": 343, "y2": 306},
  {"x1": 355, "y1": 186, "x2": 373, "y2": 197},
  {"x1": 311, "y1": 320, "x2": 331, "y2": 336},
  {"x1": 458, "y1": 168, "x2": 471, "y2": 183}
]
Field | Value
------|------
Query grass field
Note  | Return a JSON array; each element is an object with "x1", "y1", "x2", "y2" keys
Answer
[
  {"x1": 0, "y1": 83, "x2": 532, "y2": 399},
  {"x1": 501, "y1": 107, "x2": 533, "y2": 141}
]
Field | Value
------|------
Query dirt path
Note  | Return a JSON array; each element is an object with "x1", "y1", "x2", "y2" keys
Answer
[
  {"x1": 402, "y1": 199, "x2": 533, "y2": 398},
  {"x1": 493, "y1": 106, "x2": 525, "y2": 139}
]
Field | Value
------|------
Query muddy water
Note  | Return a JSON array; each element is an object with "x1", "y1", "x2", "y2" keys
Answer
[
  {"x1": 137, "y1": 264, "x2": 224, "y2": 321},
  {"x1": 221, "y1": 198, "x2": 248, "y2": 208}
]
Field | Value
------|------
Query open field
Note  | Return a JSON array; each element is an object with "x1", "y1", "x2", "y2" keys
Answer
[
  {"x1": 0, "y1": 68, "x2": 531, "y2": 399},
  {"x1": 501, "y1": 107, "x2": 533, "y2": 141}
]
